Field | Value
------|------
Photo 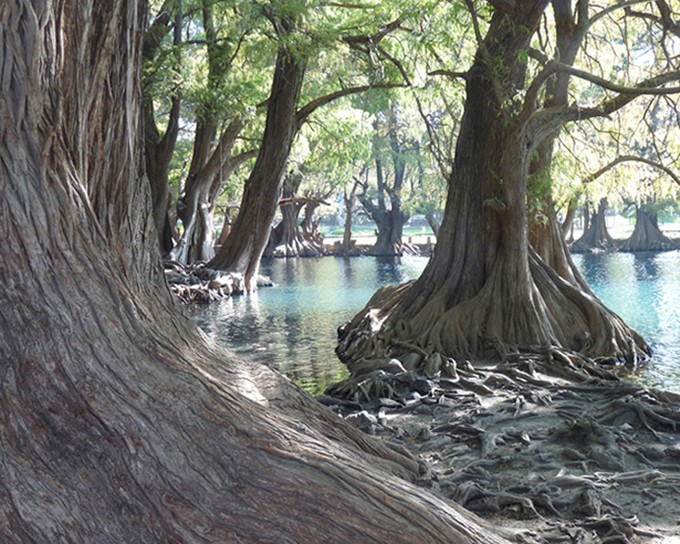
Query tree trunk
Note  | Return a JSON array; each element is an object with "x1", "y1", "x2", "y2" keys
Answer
[
  {"x1": 339, "y1": 178, "x2": 361, "y2": 255},
  {"x1": 425, "y1": 212, "x2": 440, "y2": 237},
  {"x1": 335, "y1": 2, "x2": 648, "y2": 383},
  {"x1": 620, "y1": 204, "x2": 678, "y2": 252},
  {"x1": 209, "y1": 46, "x2": 305, "y2": 290},
  {"x1": 264, "y1": 175, "x2": 325, "y2": 258},
  {"x1": 570, "y1": 198, "x2": 617, "y2": 253},
  {"x1": 143, "y1": 0, "x2": 181, "y2": 255},
  {"x1": 175, "y1": 119, "x2": 244, "y2": 264},
  {"x1": 365, "y1": 207, "x2": 410, "y2": 256},
  {"x1": 0, "y1": 3, "x2": 513, "y2": 543},
  {"x1": 361, "y1": 113, "x2": 414, "y2": 257}
]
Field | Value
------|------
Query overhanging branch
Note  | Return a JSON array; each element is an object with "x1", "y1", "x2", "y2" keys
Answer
[
  {"x1": 583, "y1": 155, "x2": 680, "y2": 187},
  {"x1": 295, "y1": 82, "x2": 406, "y2": 124}
]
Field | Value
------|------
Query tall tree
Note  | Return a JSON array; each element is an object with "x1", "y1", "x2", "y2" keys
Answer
[
  {"x1": 143, "y1": 0, "x2": 183, "y2": 255},
  {"x1": 335, "y1": 1, "x2": 680, "y2": 379},
  {"x1": 0, "y1": 1, "x2": 514, "y2": 542},
  {"x1": 209, "y1": 7, "x2": 408, "y2": 290}
]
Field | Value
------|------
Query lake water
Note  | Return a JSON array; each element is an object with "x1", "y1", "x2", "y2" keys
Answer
[{"x1": 191, "y1": 252, "x2": 680, "y2": 395}]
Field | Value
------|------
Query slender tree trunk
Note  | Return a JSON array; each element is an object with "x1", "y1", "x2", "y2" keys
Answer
[
  {"x1": 175, "y1": 119, "x2": 244, "y2": 264},
  {"x1": 209, "y1": 47, "x2": 305, "y2": 289},
  {"x1": 143, "y1": 0, "x2": 182, "y2": 255},
  {"x1": 340, "y1": 177, "x2": 362, "y2": 255},
  {"x1": 0, "y1": 3, "x2": 513, "y2": 543},
  {"x1": 620, "y1": 204, "x2": 678, "y2": 251},
  {"x1": 336, "y1": 2, "x2": 648, "y2": 380}
]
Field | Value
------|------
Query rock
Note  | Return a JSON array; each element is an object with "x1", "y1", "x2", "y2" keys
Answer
[
  {"x1": 383, "y1": 358, "x2": 407, "y2": 374},
  {"x1": 344, "y1": 410, "x2": 379, "y2": 434}
]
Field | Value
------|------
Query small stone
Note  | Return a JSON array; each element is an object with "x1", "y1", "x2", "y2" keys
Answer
[
  {"x1": 383, "y1": 359, "x2": 407, "y2": 374},
  {"x1": 344, "y1": 410, "x2": 378, "y2": 433}
]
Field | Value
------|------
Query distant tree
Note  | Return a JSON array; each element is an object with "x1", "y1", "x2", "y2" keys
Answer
[{"x1": 210, "y1": 6, "x2": 409, "y2": 289}]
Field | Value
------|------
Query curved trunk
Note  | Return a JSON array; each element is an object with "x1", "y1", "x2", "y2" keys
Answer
[
  {"x1": 209, "y1": 48, "x2": 305, "y2": 290},
  {"x1": 570, "y1": 198, "x2": 617, "y2": 253},
  {"x1": 264, "y1": 200, "x2": 305, "y2": 257},
  {"x1": 620, "y1": 204, "x2": 678, "y2": 252},
  {"x1": 263, "y1": 176, "x2": 325, "y2": 258},
  {"x1": 143, "y1": 2, "x2": 181, "y2": 255},
  {"x1": 335, "y1": 2, "x2": 647, "y2": 385},
  {"x1": 175, "y1": 120, "x2": 244, "y2": 264},
  {"x1": 0, "y1": 3, "x2": 512, "y2": 543}
]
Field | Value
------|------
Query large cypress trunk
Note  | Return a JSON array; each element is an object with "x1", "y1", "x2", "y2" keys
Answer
[
  {"x1": 620, "y1": 204, "x2": 678, "y2": 252},
  {"x1": 208, "y1": 47, "x2": 304, "y2": 289},
  {"x1": 570, "y1": 198, "x2": 617, "y2": 253},
  {"x1": 1, "y1": 2, "x2": 515, "y2": 542},
  {"x1": 336, "y1": 2, "x2": 648, "y2": 382}
]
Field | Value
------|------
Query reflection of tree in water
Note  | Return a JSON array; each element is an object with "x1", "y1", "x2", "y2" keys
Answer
[
  {"x1": 574, "y1": 253, "x2": 607, "y2": 287},
  {"x1": 375, "y1": 256, "x2": 405, "y2": 284},
  {"x1": 632, "y1": 252, "x2": 659, "y2": 282},
  {"x1": 339, "y1": 256, "x2": 355, "y2": 284}
]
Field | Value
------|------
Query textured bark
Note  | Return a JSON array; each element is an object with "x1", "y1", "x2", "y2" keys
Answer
[
  {"x1": 0, "y1": 2, "x2": 514, "y2": 543},
  {"x1": 570, "y1": 199, "x2": 617, "y2": 253},
  {"x1": 528, "y1": 0, "x2": 589, "y2": 287},
  {"x1": 175, "y1": 119, "x2": 245, "y2": 264},
  {"x1": 209, "y1": 46, "x2": 305, "y2": 289},
  {"x1": 336, "y1": 2, "x2": 648, "y2": 380},
  {"x1": 620, "y1": 204, "x2": 678, "y2": 252}
]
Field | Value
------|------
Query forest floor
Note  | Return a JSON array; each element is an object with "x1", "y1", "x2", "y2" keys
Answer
[{"x1": 323, "y1": 356, "x2": 680, "y2": 543}]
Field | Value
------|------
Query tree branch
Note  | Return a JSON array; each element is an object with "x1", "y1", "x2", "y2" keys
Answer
[
  {"x1": 296, "y1": 82, "x2": 406, "y2": 124},
  {"x1": 583, "y1": 155, "x2": 680, "y2": 187}
]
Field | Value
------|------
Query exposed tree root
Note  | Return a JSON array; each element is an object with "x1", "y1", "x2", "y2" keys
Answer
[{"x1": 326, "y1": 350, "x2": 680, "y2": 543}]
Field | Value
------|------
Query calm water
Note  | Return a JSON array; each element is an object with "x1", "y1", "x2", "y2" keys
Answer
[
  {"x1": 572, "y1": 251, "x2": 680, "y2": 392},
  {"x1": 192, "y1": 252, "x2": 680, "y2": 394}
]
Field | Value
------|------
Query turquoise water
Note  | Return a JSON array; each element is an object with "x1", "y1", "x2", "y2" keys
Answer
[
  {"x1": 192, "y1": 252, "x2": 680, "y2": 394},
  {"x1": 572, "y1": 251, "x2": 680, "y2": 392},
  {"x1": 190, "y1": 256, "x2": 428, "y2": 394}
]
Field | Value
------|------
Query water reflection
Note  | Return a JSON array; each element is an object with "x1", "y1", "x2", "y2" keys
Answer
[
  {"x1": 192, "y1": 251, "x2": 680, "y2": 395},
  {"x1": 190, "y1": 256, "x2": 430, "y2": 395},
  {"x1": 572, "y1": 251, "x2": 680, "y2": 392}
]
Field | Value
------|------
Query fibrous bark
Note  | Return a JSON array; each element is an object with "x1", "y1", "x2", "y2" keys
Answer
[
  {"x1": 1, "y1": 2, "x2": 516, "y2": 543},
  {"x1": 209, "y1": 43, "x2": 305, "y2": 289},
  {"x1": 620, "y1": 204, "x2": 678, "y2": 252},
  {"x1": 143, "y1": 0, "x2": 182, "y2": 255},
  {"x1": 335, "y1": 2, "x2": 648, "y2": 387}
]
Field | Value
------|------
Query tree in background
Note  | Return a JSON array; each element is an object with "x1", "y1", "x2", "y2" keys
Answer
[
  {"x1": 358, "y1": 105, "x2": 416, "y2": 256},
  {"x1": 209, "y1": 3, "x2": 410, "y2": 289}
]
